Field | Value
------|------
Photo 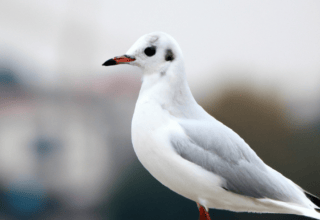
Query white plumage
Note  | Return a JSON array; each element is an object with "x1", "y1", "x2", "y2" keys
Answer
[{"x1": 103, "y1": 32, "x2": 320, "y2": 219}]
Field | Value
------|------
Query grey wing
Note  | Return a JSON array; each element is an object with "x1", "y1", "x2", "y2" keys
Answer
[{"x1": 171, "y1": 119, "x2": 310, "y2": 206}]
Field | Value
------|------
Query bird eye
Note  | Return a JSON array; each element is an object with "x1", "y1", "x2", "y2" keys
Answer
[{"x1": 144, "y1": 46, "x2": 156, "y2": 57}]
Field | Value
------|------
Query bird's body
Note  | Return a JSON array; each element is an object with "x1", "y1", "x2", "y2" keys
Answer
[{"x1": 103, "y1": 32, "x2": 320, "y2": 219}]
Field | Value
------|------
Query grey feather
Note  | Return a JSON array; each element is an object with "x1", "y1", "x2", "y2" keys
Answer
[{"x1": 171, "y1": 118, "x2": 309, "y2": 206}]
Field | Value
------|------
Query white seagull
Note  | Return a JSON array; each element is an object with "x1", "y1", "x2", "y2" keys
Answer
[{"x1": 102, "y1": 32, "x2": 320, "y2": 220}]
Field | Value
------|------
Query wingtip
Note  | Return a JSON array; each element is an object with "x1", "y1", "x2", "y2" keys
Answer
[{"x1": 305, "y1": 191, "x2": 320, "y2": 210}]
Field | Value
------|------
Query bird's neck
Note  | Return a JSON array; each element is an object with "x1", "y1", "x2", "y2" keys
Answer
[{"x1": 138, "y1": 64, "x2": 198, "y2": 117}]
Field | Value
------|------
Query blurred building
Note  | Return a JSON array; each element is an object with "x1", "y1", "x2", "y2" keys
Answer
[{"x1": 0, "y1": 66, "x2": 140, "y2": 219}]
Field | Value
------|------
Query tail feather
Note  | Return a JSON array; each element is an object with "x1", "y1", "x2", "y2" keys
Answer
[{"x1": 301, "y1": 209, "x2": 320, "y2": 219}]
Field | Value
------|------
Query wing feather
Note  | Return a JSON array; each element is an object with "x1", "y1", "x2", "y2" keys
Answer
[{"x1": 170, "y1": 119, "x2": 310, "y2": 207}]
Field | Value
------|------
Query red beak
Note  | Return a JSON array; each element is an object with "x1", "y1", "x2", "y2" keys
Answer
[{"x1": 102, "y1": 55, "x2": 135, "y2": 66}]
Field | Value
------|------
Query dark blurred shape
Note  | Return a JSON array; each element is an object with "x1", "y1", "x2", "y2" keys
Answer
[
  {"x1": 34, "y1": 136, "x2": 60, "y2": 157},
  {"x1": 0, "y1": 66, "x2": 25, "y2": 102},
  {"x1": 2, "y1": 179, "x2": 47, "y2": 219},
  {"x1": 0, "y1": 67, "x2": 20, "y2": 86}
]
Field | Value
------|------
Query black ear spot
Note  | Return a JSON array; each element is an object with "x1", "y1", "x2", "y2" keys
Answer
[
  {"x1": 144, "y1": 46, "x2": 156, "y2": 57},
  {"x1": 165, "y1": 49, "x2": 174, "y2": 61}
]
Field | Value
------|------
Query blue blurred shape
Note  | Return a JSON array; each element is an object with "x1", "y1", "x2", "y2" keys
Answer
[
  {"x1": 35, "y1": 136, "x2": 58, "y2": 157},
  {"x1": 4, "y1": 179, "x2": 47, "y2": 218},
  {"x1": 0, "y1": 67, "x2": 19, "y2": 86}
]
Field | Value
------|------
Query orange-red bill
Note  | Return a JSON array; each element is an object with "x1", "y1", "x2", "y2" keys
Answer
[
  {"x1": 114, "y1": 56, "x2": 135, "y2": 64},
  {"x1": 102, "y1": 55, "x2": 135, "y2": 66}
]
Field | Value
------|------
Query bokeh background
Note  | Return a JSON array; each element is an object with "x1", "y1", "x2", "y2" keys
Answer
[{"x1": 1, "y1": 0, "x2": 320, "y2": 219}]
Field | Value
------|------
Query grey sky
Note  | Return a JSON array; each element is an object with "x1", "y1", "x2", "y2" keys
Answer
[{"x1": 1, "y1": 0, "x2": 320, "y2": 101}]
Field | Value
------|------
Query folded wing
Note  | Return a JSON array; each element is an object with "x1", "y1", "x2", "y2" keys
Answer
[{"x1": 170, "y1": 118, "x2": 314, "y2": 208}]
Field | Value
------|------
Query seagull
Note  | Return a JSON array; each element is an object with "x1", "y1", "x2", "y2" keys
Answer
[{"x1": 102, "y1": 32, "x2": 320, "y2": 220}]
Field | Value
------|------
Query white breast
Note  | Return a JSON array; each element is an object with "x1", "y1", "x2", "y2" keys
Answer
[{"x1": 131, "y1": 98, "x2": 224, "y2": 207}]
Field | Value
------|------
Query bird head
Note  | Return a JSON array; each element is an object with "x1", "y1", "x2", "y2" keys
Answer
[{"x1": 103, "y1": 32, "x2": 184, "y2": 76}]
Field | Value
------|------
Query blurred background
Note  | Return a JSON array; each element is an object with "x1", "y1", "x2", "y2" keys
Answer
[{"x1": 0, "y1": 0, "x2": 320, "y2": 219}]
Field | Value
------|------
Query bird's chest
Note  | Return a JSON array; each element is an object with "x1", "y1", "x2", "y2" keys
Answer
[
  {"x1": 131, "y1": 100, "x2": 225, "y2": 206},
  {"x1": 132, "y1": 102, "x2": 171, "y2": 158},
  {"x1": 131, "y1": 101, "x2": 181, "y2": 178}
]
